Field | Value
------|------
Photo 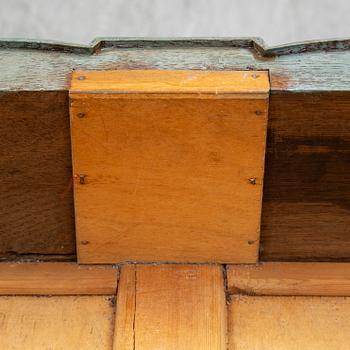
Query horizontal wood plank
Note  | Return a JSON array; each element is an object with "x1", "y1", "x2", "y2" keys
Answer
[
  {"x1": 71, "y1": 69, "x2": 270, "y2": 96},
  {"x1": 227, "y1": 263, "x2": 350, "y2": 296},
  {"x1": 0, "y1": 295, "x2": 115, "y2": 349},
  {"x1": 114, "y1": 264, "x2": 227, "y2": 350},
  {"x1": 0, "y1": 263, "x2": 118, "y2": 295},
  {"x1": 228, "y1": 296, "x2": 350, "y2": 350}
]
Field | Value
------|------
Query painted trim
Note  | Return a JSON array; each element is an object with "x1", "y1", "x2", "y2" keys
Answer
[{"x1": 1, "y1": 37, "x2": 350, "y2": 56}]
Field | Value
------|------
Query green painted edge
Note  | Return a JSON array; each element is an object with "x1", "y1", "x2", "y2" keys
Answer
[{"x1": 1, "y1": 37, "x2": 350, "y2": 56}]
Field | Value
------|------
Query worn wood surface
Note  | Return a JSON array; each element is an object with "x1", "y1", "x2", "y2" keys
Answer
[
  {"x1": 227, "y1": 263, "x2": 350, "y2": 296},
  {"x1": 228, "y1": 296, "x2": 350, "y2": 350},
  {"x1": 262, "y1": 92, "x2": 350, "y2": 261},
  {"x1": 0, "y1": 263, "x2": 118, "y2": 295},
  {"x1": 0, "y1": 295, "x2": 115, "y2": 350},
  {"x1": 1, "y1": 39, "x2": 350, "y2": 92},
  {"x1": 0, "y1": 91, "x2": 75, "y2": 256},
  {"x1": 70, "y1": 70, "x2": 268, "y2": 263},
  {"x1": 114, "y1": 264, "x2": 226, "y2": 350}
]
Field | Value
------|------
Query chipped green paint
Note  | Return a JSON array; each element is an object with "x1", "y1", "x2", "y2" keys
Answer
[{"x1": 0, "y1": 37, "x2": 350, "y2": 92}]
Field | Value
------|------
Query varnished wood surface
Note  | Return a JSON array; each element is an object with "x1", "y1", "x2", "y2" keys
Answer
[
  {"x1": 0, "y1": 296, "x2": 115, "y2": 350},
  {"x1": 114, "y1": 264, "x2": 226, "y2": 350},
  {"x1": 70, "y1": 70, "x2": 269, "y2": 263},
  {"x1": 227, "y1": 263, "x2": 350, "y2": 296},
  {"x1": 0, "y1": 263, "x2": 118, "y2": 295},
  {"x1": 228, "y1": 296, "x2": 350, "y2": 350},
  {"x1": 71, "y1": 69, "x2": 270, "y2": 96}
]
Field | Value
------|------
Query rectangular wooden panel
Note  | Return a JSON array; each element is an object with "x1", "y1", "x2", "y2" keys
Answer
[
  {"x1": 0, "y1": 91, "x2": 75, "y2": 257},
  {"x1": 0, "y1": 295, "x2": 115, "y2": 350},
  {"x1": 262, "y1": 92, "x2": 350, "y2": 261},
  {"x1": 0, "y1": 263, "x2": 118, "y2": 295},
  {"x1": 228, "y1": 296, "x2": 350, "y2": 350},
  {"x1": 114, "y1": 264, "x2": 227, "y2": 350},
  {"x1": 70, "y1": 70, "x2": 269, "y2": 263},
  {"x1": 227, "y1": 263, "x2": 350, "y2": 296}
]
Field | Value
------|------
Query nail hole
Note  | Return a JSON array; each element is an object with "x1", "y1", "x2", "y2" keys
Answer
[{"x1": 248, "y1": 177, "x2": 257, "y2": 185}]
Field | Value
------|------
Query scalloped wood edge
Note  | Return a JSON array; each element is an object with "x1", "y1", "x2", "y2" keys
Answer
[{"x1": 1, "y1": 37, "x2": 350, "y2": 56}]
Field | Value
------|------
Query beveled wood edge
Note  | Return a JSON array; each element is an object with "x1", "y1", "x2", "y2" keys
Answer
[
  {"x1": 0, "y1": 262, "x2": 118, "y2": 295},
  {"x1": 1, "y1": 37, "x2": 350, "y2": 56},
  {"x1": 226, "y1": 263, "x2": 350, "y2": 297}
]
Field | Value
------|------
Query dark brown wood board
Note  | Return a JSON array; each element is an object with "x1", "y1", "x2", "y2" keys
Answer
[{"x1": 0, "y1": 91, "x2": 75, "y2": 256}]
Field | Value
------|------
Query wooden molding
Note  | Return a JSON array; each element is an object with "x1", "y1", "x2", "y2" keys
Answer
[
  {"x1": 0, "y1": 263, "x2": 118, "y2": 295},
  {"x1": 227, "y1": 263, "x2": 350, "y2": 296}
]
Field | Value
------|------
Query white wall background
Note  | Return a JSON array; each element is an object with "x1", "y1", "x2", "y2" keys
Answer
[{"x1": 0, "y1": 0, "x2": 349, "y2": 46}]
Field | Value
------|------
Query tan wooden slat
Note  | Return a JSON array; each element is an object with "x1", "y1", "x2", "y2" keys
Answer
[
  {"x1": 70, "y1": 70, "x2": 270, "y2": 96},
  {"x1": 113, "y1": 264, "x2": 136, "y2": 350},
  {"x1": 228, "y1": 296, "x2": 350, "y2": 350},
  {"x1": 114, "y1": 264, "x2": 227, "y2": 350},
  {"x1": 70, "y1": 70, "x2": 269, "y2": 263},
  {"x1": 227, "y1": 263, "x2": 350, "y2": 296},
  {"x1": 0, "y1": 295, "x2": 115, "y2": 350},
  {"x1": 0, "y1": 263, "x2": 118, "y2": 295}
]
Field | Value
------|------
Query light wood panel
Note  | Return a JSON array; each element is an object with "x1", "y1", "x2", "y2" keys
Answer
[
  {"x1": 70, "y1": 70, "x2": 269, "y2": 263},
  {"x1": 71, "y1": 69, "x2": 270, "y2": 96},
  {"x1": 228, "y1": 296, "x2": 350, "y2": 350},
  {"x1": 0, "y1": 263, "x2": 118, "y2": 295},
  {"x1": 114, "y1": 264, "x2": 227, "y2": 350},
  {"x1": 113, "y1": 264, "x2": 136, "y2": 350},
  {"x1": 0, "y1": 295, "x2": 115, "y2": 350},
  {"x1": 227, "y1": 263, "x2": 350, "y2": 296}
]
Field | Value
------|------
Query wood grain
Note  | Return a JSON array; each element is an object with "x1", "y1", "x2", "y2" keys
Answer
[
  {"x1": 71, "y1": 69, "x2": 270, "y2": 96},
  {"x1": 0, "y1": 91, "x2": 75, "y2": 256},
  {"x1": 113, "y1": 264, "x2": 136, "y2": 350},
  {"x1": 0, "y1": 295, "x2": 115, "y2": 350},
  {"x1": 227, "y1": 263, "x2": 350, "y2": 296},
  {"x1": 70, "y1": 70, "x2": 269, "y2": 263},
  {"x1": 262, "y1": 92, "x2": 350, "y2": 261},
  {"x1": 2, "y1": 90, "x2": 350, "y2": 262},
  {"x1": 114, "y1": 264, "x2": 227, "y2": 350},
  {"x1": 0, "y1": 263, "x2": 118, "y2": 295},
  {"x1": 228, "y1": 296, "x2": 350, "y2": 350}
]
